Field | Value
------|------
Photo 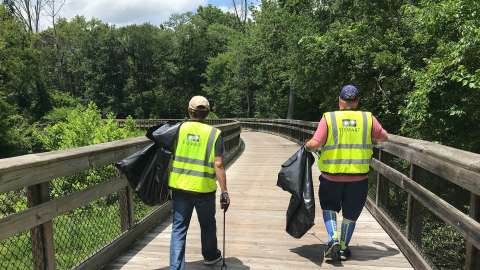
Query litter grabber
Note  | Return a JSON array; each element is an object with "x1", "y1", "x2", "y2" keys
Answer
[{"x1": 220, "y1": 208, "x2": 227, "y2": 270}]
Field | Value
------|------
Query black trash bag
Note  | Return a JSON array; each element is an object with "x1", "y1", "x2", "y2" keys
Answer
[
  {"x1": 148, "y1": 120, "x2": 182, "y2": 151},
  {"x1": 277, "y1": 146, "x2": 315, "y2": 238},
  {"x1": 116, "y1": 122, "x2": 182, "y2": 206}
]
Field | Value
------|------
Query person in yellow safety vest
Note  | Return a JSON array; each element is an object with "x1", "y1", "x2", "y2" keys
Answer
[
  {"x1": 168, "y1": 96, "x2": 230, "y2": 270},
  {"x1": 306, "y1": 85, "x2": 388, "y2": 262}
]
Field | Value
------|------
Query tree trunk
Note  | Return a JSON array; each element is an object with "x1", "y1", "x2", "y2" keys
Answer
[
  {"x1": 246, "y1": 90, "x2": 251, "y2": 118},
  {"x1": 287, "y1": 89, "x2": 295, "y2": 119}
]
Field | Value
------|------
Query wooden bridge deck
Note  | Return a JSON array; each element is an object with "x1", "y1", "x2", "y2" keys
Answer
[{"x1": 107, "y1": 132, "x2": 413, "y2": 270}]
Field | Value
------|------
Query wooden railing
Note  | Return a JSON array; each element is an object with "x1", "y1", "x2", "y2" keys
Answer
[
  {"x1": 0, "y1": 121, "x2": 242, "y2": 270},
  {"x1": 240, "y1": 118, "x2": 480, "y2": 270},
  {"x1": 115, "y1": 118, "x2": 236, "y2": 129}
]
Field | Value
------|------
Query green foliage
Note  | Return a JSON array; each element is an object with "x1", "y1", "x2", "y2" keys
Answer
[
  {"x1": 0, "y1": 102, "x2": 142, "y2": 269},
  {"x1": 36, "y1": 102, "x2": 140, "y2": 151},
  {"x1": 52, "y1": 197, "x2": 122, "y2": 270},
  {"x1": 32, "y1": 103, "x2": 141, "y2": 218},
  {"x1": 0, "y1": 5, "x2": 47, "y2": 157},
  {"x1": 399, "y1": 0, "x2": 480, "y2": 152},
  {"x1": 421, "y1": 216, "x2": 465, "y2": 270},
  {"x1": 0, "y1": 189, "x2": 27, "y2": 218},
  {"x1": 207, "y1": 111, "x2": 220, "y2": 119}
]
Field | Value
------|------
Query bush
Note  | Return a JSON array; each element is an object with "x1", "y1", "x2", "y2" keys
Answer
[
  {"x1": 35, "y1": 102, "x2": 141, "y2": 151},
  {"x1": 1, "y1": 104, "x2": 144, "y2": 269}
]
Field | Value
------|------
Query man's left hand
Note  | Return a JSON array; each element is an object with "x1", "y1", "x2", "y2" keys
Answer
[{"x1": 220, "y1": 192, "x2": 230, "y2": 212}]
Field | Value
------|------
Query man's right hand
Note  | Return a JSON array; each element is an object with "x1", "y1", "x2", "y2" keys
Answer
[{"x1": 220, "y1": 192, "x2": 230, "y2": 212}]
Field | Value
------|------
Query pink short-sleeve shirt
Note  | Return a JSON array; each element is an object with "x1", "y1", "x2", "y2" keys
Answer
[{"x1": 313, "y1": 114, "x2": 387, "y2": 182}]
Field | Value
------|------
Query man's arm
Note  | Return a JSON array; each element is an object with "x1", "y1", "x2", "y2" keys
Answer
[
  {"x1": 214, "y1": 156, "x2": 227, "y2": 193},
  {"x1": 305, "y1": 117, "x2": 327, "y2": 151},
  {"x1": 372, "y1": 116, "x2": 389, "y2": 143},
  {"x1": 306, "y1": 138, "x2": 323, "y2": 151},
  {"x1": 375, "y1": 129, "x2": 389, "y2": 143},
  {"x1": 214, "y1": 134, "x2": 227, "y2": 192},
  {"x1": 215, "y1": 155, "x2": 230, "y2": 211}
]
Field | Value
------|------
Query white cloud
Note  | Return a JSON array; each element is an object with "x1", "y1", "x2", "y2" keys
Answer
[{"x1": 57, "y1": 0, "x2": 207, "y2": 26}]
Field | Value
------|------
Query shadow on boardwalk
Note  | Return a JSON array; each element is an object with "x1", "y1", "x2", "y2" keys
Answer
[
  {"x1": 154, "y1": 257, "x2": 250, "y2": 270},
  {"x1": 290, "y1": 241, "x2": 400, "y2": 267}
]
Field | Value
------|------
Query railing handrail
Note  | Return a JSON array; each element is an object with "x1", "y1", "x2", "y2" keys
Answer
[
  {"x1": 386, "y1": 134, "x2": 480, "y2": 172},
  {"x1": 0, "y1": 137, "x2": 149, "y2": 194}
]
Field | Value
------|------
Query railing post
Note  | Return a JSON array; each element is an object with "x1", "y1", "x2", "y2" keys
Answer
[
  {"x1": 27, "y1": 183, "x2": 56, "y2": 270},
  {"x1": 405, "y1": 164, "x2": 423, "y2": 245},
  {"x1": 465, "y1": 193, "x2": 480, "y2": 270},
  {"x1": 119, "y1": 183, "x2": 134, "y2": 231},
  {"x1": 375, "y1": 151, "x2": 388, "y2": 206}
]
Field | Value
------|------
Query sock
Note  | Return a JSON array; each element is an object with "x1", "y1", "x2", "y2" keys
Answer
[
  {"x1": 340, "y1": 218, "x2": 356, "y2": 250},
  {"x1": 322, "y1": 210, "x2": 338, "y2": 242}
]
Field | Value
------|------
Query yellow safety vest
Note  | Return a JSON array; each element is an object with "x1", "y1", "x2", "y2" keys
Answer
[
  {"x1": 168, "y1": 121, "x2": 221, "y2": 193},
  {"x1": 318, "y1": 111, "x2": 373, "y2": 174}
]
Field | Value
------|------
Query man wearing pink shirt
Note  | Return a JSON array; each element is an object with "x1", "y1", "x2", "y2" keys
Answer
[{"x1": 306, "y1": 84, "x2": 388, "y2": 261}]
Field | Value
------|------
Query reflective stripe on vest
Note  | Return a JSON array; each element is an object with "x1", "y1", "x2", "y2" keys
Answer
[
  {"x1": 168, "y1": 121, "x2": 220, "y2": 193},
  {"x1": 318, "y1": 111, "x2": 373, "y2": 174}
]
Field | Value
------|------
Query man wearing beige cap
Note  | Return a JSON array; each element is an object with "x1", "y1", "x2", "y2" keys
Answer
[{"x1": 168, "y1": 96, "x2": 230, "y2": 270}]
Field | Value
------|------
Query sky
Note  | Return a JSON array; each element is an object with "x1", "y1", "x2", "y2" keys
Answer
[{"x1": 53, "y1": 0, "x2": 254, "y2": 27}]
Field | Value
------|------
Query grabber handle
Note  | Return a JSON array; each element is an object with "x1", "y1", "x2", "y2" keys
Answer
[{"x1": 220, "y1": 209, "x2": 227, "y2": 269}]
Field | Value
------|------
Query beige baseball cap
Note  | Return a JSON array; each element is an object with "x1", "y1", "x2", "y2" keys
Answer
[{"x1": 188, "y1": 96, "x2": 210, "y2": 111}]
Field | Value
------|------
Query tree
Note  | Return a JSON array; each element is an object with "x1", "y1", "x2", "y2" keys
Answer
[
  {"x1": 0, "y1": 5, "x2": 45, "y2": 156},
  {"x1": 44, "y1": 0, "x2": 64, "y2": 31},
  {"x1": 400, "y1": 0, "x2": 480, "y2": 152},
  {"x1": 4, "y1": 0, "x2": 44, "y2": 32},
  {"x1": 43, "y1": 0, "x2": 66, "y2": 86},
  {"x1": 232, "y1": 0, "x2": 249, "y2": 27}
]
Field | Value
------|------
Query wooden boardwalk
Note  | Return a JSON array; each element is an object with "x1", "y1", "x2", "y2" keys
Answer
[{"x1": 107, "y1": 132, "x2": 413, "y2": 270}]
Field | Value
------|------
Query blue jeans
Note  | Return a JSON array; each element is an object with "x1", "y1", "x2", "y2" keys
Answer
[{"x1": 170, "y1": 191, "x2": 220, "y2": 270}]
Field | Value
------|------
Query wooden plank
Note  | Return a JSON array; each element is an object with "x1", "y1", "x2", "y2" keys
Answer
[
  {"x1": 381, "y1": 139, "x2": 480, "y2": 196},
  {"x1": 0, "y1": 176, "x2": 128, "y2": 241},
  {"x1": 405, "y1": 165, "x2": 423, "y2": 244},
  {"x1": 366, "y1": 198, "x2": 432, "y2": 270},
  {"x1": 405, "y1": 195, "x2": 423, "y2": 245},
  {"x1": 386, "y1": 134, "x2": 480, "y2": 173},
  {"x1": 466, "y1": 193, "x2": 480, "y2": 270},
  {"x1": 0, "y1": 137, "x2": 149, "y2": 193},
  {"x1": 42, "y1": 218, "x2": 56, "y2": 270},
  {"x1": 119, "y1": 185, "x2": 134, "y2": 232},
  {"x1": 375, "y1": 151, "x2": 389, "y2": 207},
  {"x1": 27, "y1": 183, "x2": 56, "y2": 270},
  {"x1": 75, "y1": 202, "x2": 172, "y2": 270},
  {"x1": 371, "y1": 158, "x2": 480, "y2": 250}
]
